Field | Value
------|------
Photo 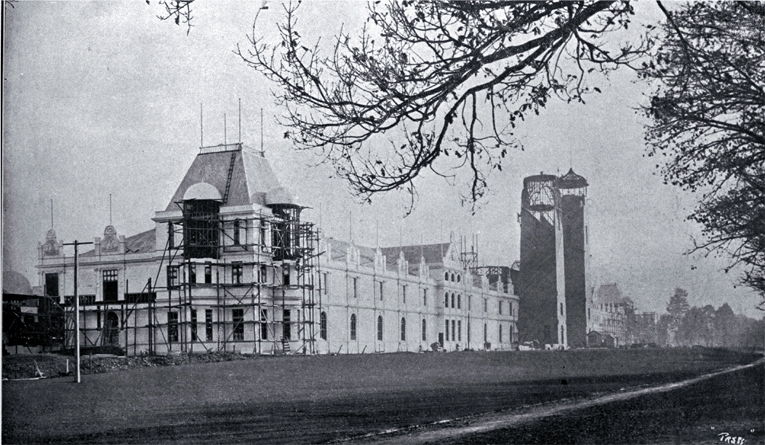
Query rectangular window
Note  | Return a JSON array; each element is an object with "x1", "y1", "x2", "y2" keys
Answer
[
  {"x1": 560, "y1": 303, "x2": 564, "y2": 316},
  {"x1": 402, "y1": 285, "x2": 406, "y2": 304},
  {"x1": 283, "y1": 266, "x2": 291, "y2": 286},
  {"x1": 191, "y1": 310, "x2": 197, "y2": 341},
  {"x1": 260, "y1": 309, "x2": 268, "y2": 340},
  {"x1": 233, "y1": 219, "x2": 241, "y2": 245},
  {"x1": 499, "y1": 301, "x2": 503, "y2": 315},
  {"x1": 352, "y1": 277, "x2": 358, "y2": 298},
  {"x1": 205, "y1": 309, "x2": 213, "y2": 341},
  {"x1": 379, "y1": 281, "x2": 384, "y2": 300},
  {"x1": 167, "y1": 266, "x2": 179, "y2": 288},
  {"x1": 232, "y1": 262, "x2": 243, "y2": 285},
  {"x1": 445, "y1": 320, "x2": 449, "y2": 341},
  {"x1": 451, "y1": 320, "x2": 456, "y2": 343},
  {"x1": 484, "y1": 298, "x2": 488, "y2": 312},
  {"x1": 103, "y1": 269, "x2": 119, "y2": 302},
  {"x1": 189, "y1": 264, "x2": 197, "y2": 284},
  {"x1": 45, "y1": 273, "x2": 59, "y2": 297},
  {"x1": 323, "y1": 273, "x2": 328, "y2": 294},
  {"x1": 458, "y1": 320, "x2": 462, "y2": 342},
  {"x1": 423, "y1": 289, "x2": 427, "y2": 306},
  {"x1": 233, "y1": 309, "x2": 244, "y2": 341},
  {"x1": 500, "y1": 324, "x2": 503, "y2": 343},
  {"x1": 468, "y1": 295, "x2": 471, "y2": 311},
  {"x1": 168, "y1": 222, "x2": 175, "y2": 249},
  {"x1": 260, "y1": 222, "x2": 267, "y2": 251},
  {"x1": 204, "y1": 263, "x2": 212, "y2": 284},
  {"x1": 283, "y1": 310, "x2": 291, "y2": 340},
  {"x1": 168, "y1": 312, "x2": 179, "y2": 342},
  {"x1": 451, "y1": 293, "x2": 455, "y2": 308},
  {"x1": 422, "y1": 319, "x2": 426, "y2": 341},
  {"x1": 588, "y1": 308, "x2": 591, "y2": 320},
  {"x1": 457, "y1": 294, "x2": 461, "y2": 309}
]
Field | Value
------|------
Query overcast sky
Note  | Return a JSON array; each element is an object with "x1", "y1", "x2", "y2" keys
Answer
[{"x1": 3, "y1": 0, "x2": 761, "y2": 317}]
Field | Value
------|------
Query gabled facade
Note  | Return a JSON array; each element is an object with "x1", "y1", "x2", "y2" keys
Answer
[{"x1": 36, "y1": 143, "x2": 517, "y2": 356}]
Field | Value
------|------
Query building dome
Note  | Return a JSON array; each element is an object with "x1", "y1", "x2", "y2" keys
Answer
[
  {"x1": 3, "y1": 270, "x2": 33, "y2": 295},
  {"x1": 265, "y1": 186, "x2": 298, "y2": 206},
  {"x1": 558, "y1": 168, "x2": 588, "y2": 189},
  {"x1": 183, "y1": 182, "x2": 222, "y2": 201}
]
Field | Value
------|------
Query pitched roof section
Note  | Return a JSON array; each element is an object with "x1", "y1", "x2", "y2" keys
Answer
[
  {"x1": 594, "y1": 283, "x2": 625, "y2": 304},
  {"x1": 79, "y1": 228, "x2": 156, "y2": 257},
  {"x1": 165, "y1": 146, "x2": 284, "y2": 211},
  {"x1": 125, "y1": 228, "x2": 157, "y2": 254},
  {"x1": 380, "y1": 243, "x2": 450, "y2": 266},
  {"x1": 325, "y1": 239, "x2": 450, "y2": 267}
]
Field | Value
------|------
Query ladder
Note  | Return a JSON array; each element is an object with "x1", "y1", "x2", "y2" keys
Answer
[
  {"x1": 222, "y1": 151, "x2": 237, "y2": 204},
  {"x1": 282, "y1": 338, "x2": 291, "y2": 354}
]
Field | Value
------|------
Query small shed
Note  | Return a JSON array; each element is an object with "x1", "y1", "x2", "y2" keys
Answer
[{"x1": 586, "y1": 330, "x2": 603, "y2": 348}]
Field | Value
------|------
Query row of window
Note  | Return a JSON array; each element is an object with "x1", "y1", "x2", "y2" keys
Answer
[
  {"x1": 168, "y1": 219, "x2": 263, "y2": 249},
  {"x1": 167, "y1": 263, "x2": 280, "y2": 287},
  {"x1": 167, "y1": 308, "x2": 284, "y2": 343},
  {"x1": 163, "y1": 309, "x2": 513, "y2": 346},
  {"x1": 444, "y1": 271, "x2": 462, "y2": 283}
]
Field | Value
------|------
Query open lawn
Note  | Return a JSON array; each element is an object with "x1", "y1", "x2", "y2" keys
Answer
[{"x1": 2, "y1": 348, "x2": 761, "y2": 444}]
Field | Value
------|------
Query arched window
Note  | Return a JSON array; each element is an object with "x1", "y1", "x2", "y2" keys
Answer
[
  {"x1": 350, "y1": 314, "x2": 357, "y2": 340},
  {"x1": 400, "y1": 317, "x2": 406, "y2": 341},
  {"x1": 445, "y1": 292, "x2": 449, "y2": 308},
  {"x1": 499, "y1": 324, "x2": 503, "y2": 343},
  {"x1": 457, "y1": 294, "x2": 461, "y2": 309},
  {"x1": 377, "y1": 315, "x2": 383, "y2": 341},
  {"x1": 444, "y1": 271, "x2": 449, "y2": 280},
  {"x1": 320, "y1": 312, "x2": 327, "y2": 340},
  {"x1": 421, "y1": 319, "x2": 426, "y2": 341},
  {"x1": 484, "y1": 323, "x2": 488, "y2": 343},
  {"x1": 451, "y1": 293, "x2": 455, "y2": 308},
  {"x1": 457, "y1": 274, "x2": 461, "y2": 283},
  {"x1": 451, "y1": 273, "x2": 455, "y2": 282}
]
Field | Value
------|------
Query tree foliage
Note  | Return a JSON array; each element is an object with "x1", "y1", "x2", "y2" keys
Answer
[
  {"x1": 235, "y1": 0, "x2": 647, "y2": 205},
  {"x1": 642, "y1": 2, "x2": 765, "y2": 307}
]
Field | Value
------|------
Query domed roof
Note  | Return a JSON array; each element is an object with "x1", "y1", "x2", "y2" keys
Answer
[
  {"x1": 3, "y1": 270, "x2": 33, "y2": 295},
  {"x1": 265, "y1": 186, "x2": 297, "y2": 206},
  {"x1": 183, "y1": 182, "x2": 222, "y2": 201},
  {"x1": 558, "y1": 168, "x2": 588, "y2": 189}
]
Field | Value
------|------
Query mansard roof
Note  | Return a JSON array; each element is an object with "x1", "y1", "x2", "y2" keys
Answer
[{"x1": 165, "y1": 146, "x2": 285, "y2": 210}]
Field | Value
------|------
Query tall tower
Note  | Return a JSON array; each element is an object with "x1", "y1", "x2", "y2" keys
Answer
[
  {"x1": 518, "y1": 174, "x2": 566, "y2": 347},
  {"x1": 558, "y1": 169, "x2": 588, "y2": 348}
]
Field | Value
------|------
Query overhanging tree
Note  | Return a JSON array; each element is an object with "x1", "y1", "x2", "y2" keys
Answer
[
  {"x1": 642, "y1": 2, "x2": 765, "y2": 307},
  {"x1": 233, "y1": 0, "x2": 648, "y2": 205}
]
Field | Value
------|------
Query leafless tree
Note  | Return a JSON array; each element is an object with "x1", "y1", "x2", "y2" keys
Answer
[
  {"x1": 642, "y1": 2, "x2": 765, "y2": 306},
  {"x1": 233, "y1": 1, "x2": 648, "y2": 206}
]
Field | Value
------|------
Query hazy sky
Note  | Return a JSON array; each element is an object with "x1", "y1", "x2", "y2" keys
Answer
[{"x1": 3, "y1": 0, "x2": 761, "y2": 317}]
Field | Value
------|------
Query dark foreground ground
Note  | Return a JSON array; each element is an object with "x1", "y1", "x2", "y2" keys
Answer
[{"x1": 3, "y1": 348, "x2": 762, "y2": 444}]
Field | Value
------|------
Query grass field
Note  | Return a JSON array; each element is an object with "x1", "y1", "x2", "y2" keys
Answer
[{"x1": 2, "y1": 348, "x2": 761, "y2": 444}]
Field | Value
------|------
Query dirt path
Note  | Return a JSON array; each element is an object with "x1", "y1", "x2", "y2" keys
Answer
[{"x1": 350, "y1": 358, "x2": 765, "y2": 444}]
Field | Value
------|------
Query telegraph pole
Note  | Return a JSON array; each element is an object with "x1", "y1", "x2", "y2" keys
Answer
[{"x1": 64, "y1": 240, "x2": 93, "y2": 383}]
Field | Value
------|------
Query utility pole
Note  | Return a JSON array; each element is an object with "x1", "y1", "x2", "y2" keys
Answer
[{"x1": 64, "y1": 240, "x2": 93, "y2": 383}]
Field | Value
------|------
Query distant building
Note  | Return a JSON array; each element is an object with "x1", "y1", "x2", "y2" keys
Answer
[
  {"x1": 36, "y1": 144, "x2": 517, "y2": 356},
  {"x1": 589, "y1": 283, "x2": 634, "y2": 347},
  {"x1": 517, "y1": 169, "x2": 589, "y2": 348}
]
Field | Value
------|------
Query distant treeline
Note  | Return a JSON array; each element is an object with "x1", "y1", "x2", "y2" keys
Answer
[{"x1": 631, "y1": 289, "x2": 765, "y2": 348}]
